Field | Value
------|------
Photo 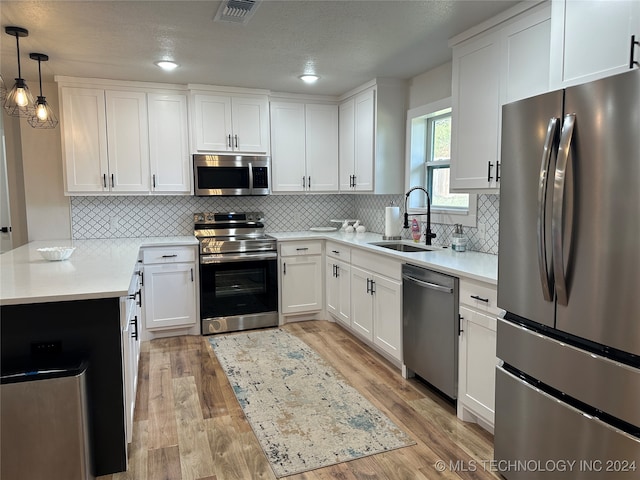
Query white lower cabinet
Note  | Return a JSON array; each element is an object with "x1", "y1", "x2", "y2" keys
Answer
[
  {"x1": 457, "y1": 279, "x2": 500, "y2": 432},
  {"x1": 121, "y1": 267, "x2": 141, "y2": 446},
  {"x1": 141, "y1": 246, "x2": 198, "y2": 335},
  {"x1": 326, "y1": 258, "x2": 351, "y2": 328},
  {"x1": 280, "y1": 241, "x2": 323, "y2": 316},
  {"x1": 349, "y1": 250, "x2": 402, "y2": 363}
]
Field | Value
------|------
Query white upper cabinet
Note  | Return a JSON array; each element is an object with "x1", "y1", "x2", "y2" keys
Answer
[
  {"x1": 192, "y1": 93, "x2": 270, "y2": 154},
  {"x1": 451, "y1": 32, "x2": 502, "y2": 192},
  {"x1": 550, "y1": 0, "x2": 640, "y2": 89},
  {"x1": 61, "y1": 86, "x2": 150, "y2": 194},
  {"x1": 105, "y1": 90, "x2": 150, "y2": 193},
  {"x1": 58, "y1": 78, "x2": 193, "y2": 195},
  {"x1": 271, "y1": 101, "x2": 338, "y2": 193},
  {"x1": 450, "y1": 2, "x2": 551, "y2": 193},
  {"x1": 148, "y1": 93, "x2": 190, "y2": 194},
  {"x1": 60, "y1": 87, "x2": 109, "y2": 193},
  {"x1": 338, "y1": 80, "x2": 407, "y2": 194}
]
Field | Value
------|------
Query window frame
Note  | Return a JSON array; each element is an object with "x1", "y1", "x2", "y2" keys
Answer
[{"x1": 405, "y1": 98, "x2": 477, "y2": 228}]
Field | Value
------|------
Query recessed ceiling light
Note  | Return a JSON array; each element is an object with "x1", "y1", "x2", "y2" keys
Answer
[
  {"x1": 155, "y1": 60, "x2": 179, "y2": 71},
  {"x1": 299, "y1": 74, "x2": 319, "y2": 84}
]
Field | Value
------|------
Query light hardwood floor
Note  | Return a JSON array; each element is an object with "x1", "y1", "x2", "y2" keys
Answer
[{"x1": 98, "y1": 320, "x2": 501, "y2": 480}]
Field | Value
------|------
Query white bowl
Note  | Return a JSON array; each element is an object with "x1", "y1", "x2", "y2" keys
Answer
[{"x1": 37, "y1": 247, "x2": 76, "y2": 261}]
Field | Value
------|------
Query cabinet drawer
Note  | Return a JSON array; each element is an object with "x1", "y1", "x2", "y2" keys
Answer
[
  {"x1": 351, "y1": 249, "x2": 401, "y2": 280},
  {"x1": 326, "y1": 241, "x2": 351, "y2": 262},
  {"x1": 142, "y1": 246, "x2": 195, "y2": 264},
  {"x1": 280, "y1": 241, "x2": 322, "y2": 257},
  {"x1": 460, "y1": 278, "x2": 500, "y2": 315}
]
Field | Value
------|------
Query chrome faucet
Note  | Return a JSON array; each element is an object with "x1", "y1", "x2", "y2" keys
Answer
[{"x1": 403, "y1": 186, "x2": 436, "y2": 245}]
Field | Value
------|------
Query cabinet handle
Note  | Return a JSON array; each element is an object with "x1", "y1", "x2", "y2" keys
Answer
[
  {"x1": 370, "y1": 279, "x2": 375, "y2": 295},
  {"x1": 366, "y1": 278, "x2": 371, "y2": 294},
  {"x1": 470, "y1": 294, "x2": 490, "y2": 303},
  {"x1": 103, "y1": 173, "x2": 107, "y2": 188},
  {"x1": 139, "y1": 271, "x2": 144, "y2": 286},
  {"x1": 228, "y1": 134, "x2": 232, "y2": 148},
  {"x1": 136, "y1": 289, "x2": 142, "y2": 307},
  {"x1": 111, "y1": 173, "x2": 115, "y2": 188},
  {"x1": 308, "y1": 176, "x2": 311, "y2": 189},
  {"x1": 302, "y1": 176, "x2": 306, "y2": 189},
  {"x1": 296, "y1": 247, "x2": 308, "y2": 251},
  {"x1": 283, "y1": 262, "x2": 286, "y2": 275},
  {"x1": 234, "y1": 134, "x2": 238, "y2": 149},
  {"x1": 190, "y1": 268, "x2": 194, "y2": 282},
  {"x1": 459, "y1": 315, "x2": 464, "y2": 335},
  {"x1": 333, "y1": 264, "x2": 337, "y2": 277},
  {"x1": 631, "y1": 35, "x2": 640, "y2": 69},
  {"x1": 162, "y1": 254, "x2": 178, "y2": 258},
  {"x1": 152, "y1": 174, "x2": 156, "y2": 189},
  {"x1": 131, "y1": 315, "x2": 138, "y2": 340},
  {"x1": 335, "y1": 265, "x2": 339, "y2": 278},
  {"x1": 487, "y1": 161, "x2": 494, "y2": 182},
  {"x1": 351, "y1": 175, "x2": 356, "y2": 188},
  {"x1": 332, "y1": 250, "x2": 340, "y2": 255},
  {"x1": 496, "y1": 161, "x2": 501, "y2": 182}
]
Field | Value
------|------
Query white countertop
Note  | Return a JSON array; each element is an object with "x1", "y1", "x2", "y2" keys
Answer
[
  {"x1": 0, "y1": 237, "x2": 198, "y2": 306},
  {"x1": 268, "y1": 231, "x2": 498, "y2": 285}
]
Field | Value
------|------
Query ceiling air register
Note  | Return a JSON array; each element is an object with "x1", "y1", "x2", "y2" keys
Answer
[{"x1": 214, "y1": 0, "x2": 261, "y2": 25}]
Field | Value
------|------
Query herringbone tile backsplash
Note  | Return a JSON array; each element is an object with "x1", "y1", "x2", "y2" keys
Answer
[{"x1": 71, "y1": 193, "x2": 500, "y2": 254}]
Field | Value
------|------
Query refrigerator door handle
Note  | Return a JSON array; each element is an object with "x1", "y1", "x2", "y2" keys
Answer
[
  {"x1": 552, "y1": 114, "x2": 576, "y2": 306},
  {"x1": 537, "y1": 117, "x2": 559, "y2": 302}
]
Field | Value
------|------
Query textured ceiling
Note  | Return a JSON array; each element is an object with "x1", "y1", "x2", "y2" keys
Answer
[{"x1": 1, "y1": 0, "x2": 521, "y2": 96}]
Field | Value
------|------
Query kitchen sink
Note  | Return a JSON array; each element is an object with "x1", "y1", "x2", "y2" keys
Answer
[{"x1": 368, "y1": 242, "x2": 435, "y2": 253}]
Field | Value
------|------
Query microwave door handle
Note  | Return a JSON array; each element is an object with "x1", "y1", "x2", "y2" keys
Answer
[
  {"x1": 248, "y1": 162, "x2": 254, "y2": 194},
  {"x1": 537, "y1": 117, "x2": 559, "y2": 302},
  {"x1": 552, "y1": 114, "x2": 576, "y2": 306}
]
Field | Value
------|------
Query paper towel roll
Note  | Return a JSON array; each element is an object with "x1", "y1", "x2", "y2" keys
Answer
[{"x1": 385, "y1": 206, "x2": 400, "y2": 237}]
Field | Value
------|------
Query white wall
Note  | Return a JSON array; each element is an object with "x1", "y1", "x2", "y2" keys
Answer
[
  {"x1": 19, "y1": 83, "x2": 71, "y2": 240},
  {"x1": 407, "y1": 62, "x2": 452, "y2": 110}
]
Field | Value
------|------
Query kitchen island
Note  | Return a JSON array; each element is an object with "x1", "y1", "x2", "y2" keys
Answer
[{"x1": 0, "y1": 237, "x2": 197, "y2": 476}]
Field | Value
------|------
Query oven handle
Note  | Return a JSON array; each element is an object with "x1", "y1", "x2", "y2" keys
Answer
[{"x1": 200, "y1": 251, "x2": 277, "y2": 264}]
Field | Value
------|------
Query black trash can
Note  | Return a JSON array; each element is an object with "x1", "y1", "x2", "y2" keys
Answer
[{"x1": 1, "y1": 360, "x2": 93, "y2": 480}]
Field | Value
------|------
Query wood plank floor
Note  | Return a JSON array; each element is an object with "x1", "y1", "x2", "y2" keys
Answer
[{"x1": 98, "y1": 321, "x2": 500, "y2": 480}]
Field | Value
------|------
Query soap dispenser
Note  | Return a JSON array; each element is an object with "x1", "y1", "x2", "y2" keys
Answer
[{"x1": 452, "y1": 224, "x2": 468, "y2": 252}]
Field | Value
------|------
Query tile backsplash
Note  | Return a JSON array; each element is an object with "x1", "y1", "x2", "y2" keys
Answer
[{"x1": 71, "y1": 193, "x2": 499, "y2": 254}]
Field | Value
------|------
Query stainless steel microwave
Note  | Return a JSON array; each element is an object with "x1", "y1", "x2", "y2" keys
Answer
[{"x1": 193, "y1": 154, "x2": 270, "y2": 196}]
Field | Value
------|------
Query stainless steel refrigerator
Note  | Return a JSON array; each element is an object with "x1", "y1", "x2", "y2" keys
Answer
[{"x1": 496, "y1": 69, "x2": 640, "y2": 479}]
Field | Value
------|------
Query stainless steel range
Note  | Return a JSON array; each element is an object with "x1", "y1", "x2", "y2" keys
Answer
[{"x1": 194, "y1": 211, "x2": 278, "y2": 335}]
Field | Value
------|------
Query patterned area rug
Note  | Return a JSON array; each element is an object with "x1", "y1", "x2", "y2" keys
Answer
[{"x1": 209, "y1": 328, "x2": 415, "y2": 477}]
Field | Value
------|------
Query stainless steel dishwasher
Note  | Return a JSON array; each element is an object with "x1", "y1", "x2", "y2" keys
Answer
[{"x1": 402, "y1": 263, "x2": 459, "y2": 400}]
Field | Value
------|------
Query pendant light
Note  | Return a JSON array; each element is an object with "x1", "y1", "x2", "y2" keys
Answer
[
  {"x1": 3, "y1": 26, "x2": 35, "y2": 117},
  {"x1": 27, "y1": 53, "x2": 58, "y2": 129}
]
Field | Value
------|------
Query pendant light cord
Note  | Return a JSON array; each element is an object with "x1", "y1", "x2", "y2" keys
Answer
[
  {"x1": 37, "y1": 58, "x2": 43, "y2": 96},
  {"x1": 15, "y1": 32, "x2": 22, "y2": 78}
]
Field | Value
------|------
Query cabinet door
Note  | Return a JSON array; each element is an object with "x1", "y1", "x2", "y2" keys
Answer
[
  {"x1": 144, "y1": 263, "x2": 197, "y2": 330},
  {"x1": 280, "y1": 255, "x2": 322, "y2": 314},
  {"x1": 501, "y1": 4, "x2": 551, "y2": 104},
  {"x1": 193, "y1": 94, "x2": 233, "y2": 152},
  {"x1": 306, "y1": 104, "x2": 339, "y2": 192},
  {"x1": 353, "y1": 90, "x2": 374, "y2": 191},
  {"x1": 270, "y1": 102, "x2": 306, "y2": 192},
  {"x1": 231, "y1": 96, "x2": 270, "y2": 153},
  {"x1": 338, "y1": 98, "x2": 355, "y2": 191},
  {"x1": 336, "y1": 261, "x2": 351, "y2": 326},
  {"x1": 458, "y1": 305, "x2": 498, "y2": 425},
  {"x1": 451, "y1": 32, "x2": 501, "y2": 191},
  {"x1": 372, "y1": 274, "x2": 402, "y2": 361},
  {"x1": 105, "y1": 90, "x2": 150, "y2": 192},
  {"x1": 60, "y1": 87, "x2": 109, "y2": 193},
  {"x1": 326, "y1": 258, "x2": 339, "y2": 318},
  {"x1": 148, "y1": 93, "x2": 190, "y2": 193},
  {"x1": 550, "y1": 0, "x2": 640, "y2": 89},
  {"x1": 350, "y1": 266, "x2": 374, "y2": 341}
]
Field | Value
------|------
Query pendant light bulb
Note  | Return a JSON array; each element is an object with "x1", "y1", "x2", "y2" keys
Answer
[
  {"x1": 14, "y1": 86, "x2": 29, "y2": 107},
  {"x1": 36, "y1": 101, "x2": 48, "y2": 120}
]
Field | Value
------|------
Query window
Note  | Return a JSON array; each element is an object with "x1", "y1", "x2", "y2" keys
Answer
[{"x1": 406, "y1": 98, "x2": 476, "y2": 227}]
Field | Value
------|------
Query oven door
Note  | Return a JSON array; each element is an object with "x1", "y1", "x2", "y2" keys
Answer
[{"x1": 200, "y1": 256, "x2": 278, "y2": 322}]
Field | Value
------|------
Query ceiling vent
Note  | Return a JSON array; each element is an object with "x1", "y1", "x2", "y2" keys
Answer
[{"x1": 214, "y1": 0, "x2": 261, "y2": 25}]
